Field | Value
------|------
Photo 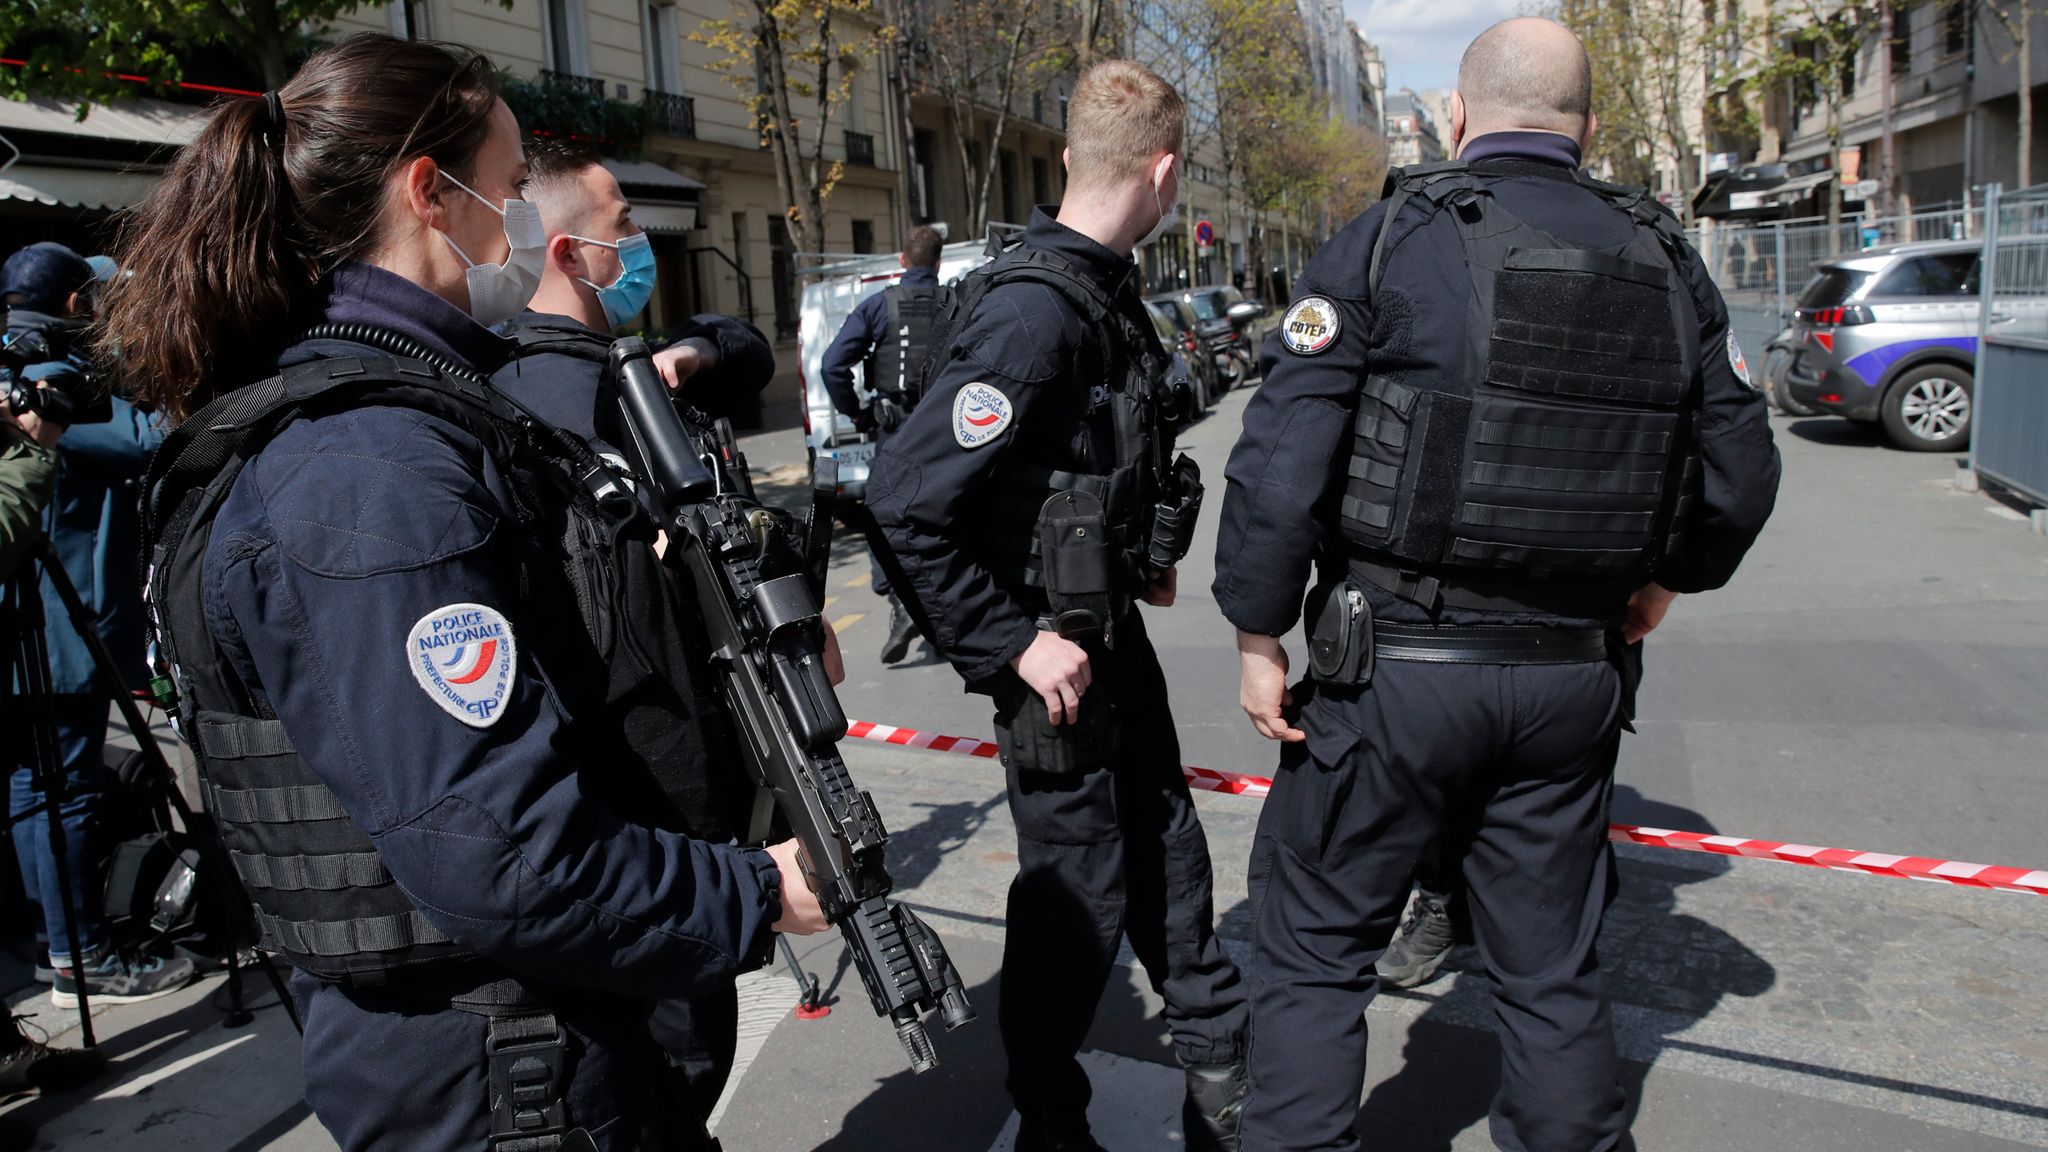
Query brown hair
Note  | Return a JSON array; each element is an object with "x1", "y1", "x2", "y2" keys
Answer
[
  {"x1": 100, "y1": 34, "x2": 502, "y2": 423},
  {"x1": 523, "y1": 138, "x2": 606, "y2": 202},
  {"x1": 902, "y1": 225, "x2": 943, "y2": 269},
  {"x1": 1065, "y1": 60, "x2": 1185, "y2": 189}
]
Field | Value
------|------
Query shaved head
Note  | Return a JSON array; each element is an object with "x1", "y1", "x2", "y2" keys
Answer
[{"x1": 1456, "y1": 17, "x2": 1592, "y2": 141}]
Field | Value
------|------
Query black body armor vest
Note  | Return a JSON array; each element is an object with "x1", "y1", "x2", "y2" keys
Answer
[
  {"x1": 1342, "y1": 162, "x2": 1702, "y2": 600},
  {"x1": 142, "y1": 343, "x2": 742, "y2": 984},
  {"x1": 863, "y1": 282, "x2": 948, "y2": 409}
]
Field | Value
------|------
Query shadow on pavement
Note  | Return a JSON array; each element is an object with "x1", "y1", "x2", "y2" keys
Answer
[
  {"x1": 883, "y1": 790, "x2": 1008, "y2": 893},
  {"x1": 809, "y1": 966, "x2": 1014, "y2": 1152},
  {"x1": 1784, "y1": 417, "x2": 1888, "y2": 448}
]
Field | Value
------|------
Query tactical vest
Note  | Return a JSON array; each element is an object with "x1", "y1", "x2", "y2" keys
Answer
[
  {"x1": 919, "y1": 237, "x2": 1180, "y2": 608},
  {"x1": 863, "y1": 281, "x2": 948, "y2": 408},
  {"x1": 142, "y1": 337, "x2": 741, "y2": 984},
  {"x1": 1342, "y1": 162, "x2": 1702, "y2": 604}
]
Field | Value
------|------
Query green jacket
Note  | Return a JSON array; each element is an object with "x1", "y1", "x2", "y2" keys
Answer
[{"x1": 0, "y1": 423, "x2": 55, "y2": 582}]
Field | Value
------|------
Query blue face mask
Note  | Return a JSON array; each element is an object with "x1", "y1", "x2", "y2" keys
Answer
[{"x1": 569, "y1": 231, "x2": 657, "y2": 329}]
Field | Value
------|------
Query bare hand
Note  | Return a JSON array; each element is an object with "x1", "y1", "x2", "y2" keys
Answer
[
  {"x1": 1237, "y1": 631, "x2": 1304, "y2": 743},
  {"x1": 1622, "y1": 583, "x2": 1679, "y2": 644},
  {"x1": 764, "y1": 839, "x2": 829, "y2": 935},
  {"x1": 1011, "y1": 630, "x2": 1092, "y2": 725},
  {"x1": 1141, "y1": 566, "x2": 1177, "y2": 608},
  {"x1": 821, "y1": 617, "x2": 846, "y2": 685},
  {"x1": 652, "y1": 341, "x2": 715, "y2": 391}
]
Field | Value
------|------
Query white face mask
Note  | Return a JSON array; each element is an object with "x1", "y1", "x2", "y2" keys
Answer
[
  {"x1": 1141, "y1": 164, "x2": 1181, "y2": 248},
  {"x1": 437, "y1": 170, "x2": 546, "y2": 326}
]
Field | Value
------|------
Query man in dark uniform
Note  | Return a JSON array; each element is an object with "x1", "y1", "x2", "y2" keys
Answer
[
  {"x1": 868, "y1": 60, "x2": 1248, "y2": 1152},
  {"x1": 818, "y1": 224, "x2": 948, "y2": 664},
  {"x1": 1213, "y1": 19, "x2": 1779, "y2": 1152},
  {"x1": 484, "y1": 140, "x2": 782, "y2": 1143}
]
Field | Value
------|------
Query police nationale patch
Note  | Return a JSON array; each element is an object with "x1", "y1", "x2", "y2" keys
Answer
[
  {"x1": 1282, "y1": 296, "x2": 1340, "y2": 356},
  {"x1": 1727, "y1": 331, "x2": 1754, "y2": 389},
  {"x1": 407, "y1": 603, "x2": 517, "y2": 728},
  {"x1": 953, "y1": 382, "x2": 1013, "y2": 448}
]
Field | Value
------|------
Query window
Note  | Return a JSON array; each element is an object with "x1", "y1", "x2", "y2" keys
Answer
[
  {"x1": 644, "y1": 3, "x2": 682, "y2": 94},
  {"x1": 730, "y1": 212, "x2": 749, "y2": 275},
  {"x1": 388, "y1": 0, "x2": 430, "y2": 39},
  {"x1": 1869, "y1": 252, "x2": 1978, "y2": 298},
  {"x1": 543, "y1": 0, "x2": 588, "y2": 76},
  {"x1": 1945, "y1": 0, "x2": 1967, "y2": 55},
  {"x1": 999, "y1": 149, "x2": 1018, "y2": 223},
  {"x1": 1031, "y1": 156, "x2": 1049, "y2": 209},
  {"x1": 913, "y1": 128, "x2": 938, "y2": 221},
  {"x1": 851, "y1": 220, "x2": 874, "y2": 255},
  {"x1": 844, "y1": 63, "x2": 865, "y2": 132},
  {"x1": 1797, "y1": 266, "x2": 1873, "y2": 308},
  {"x1": 768, "y1": 217, "x2": 798, "y2": 340},
  {"x1": 1890, "y1": 3, "x2": 1911, "y2": 74}
]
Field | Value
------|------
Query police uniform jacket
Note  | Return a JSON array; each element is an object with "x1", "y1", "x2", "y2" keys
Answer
[
  {"x1": 819, "y1": 264, "x2": 941, "y2": 422},
  {"x1": 1214, "y1": 133, "x2": 1780, "y2": 636},
  {"x1": 867, "y1": 209, "x2": 1145, "y2": 689},
  {"x1": 201, "y1": 261, "x2": 781, "y2": 1149}
]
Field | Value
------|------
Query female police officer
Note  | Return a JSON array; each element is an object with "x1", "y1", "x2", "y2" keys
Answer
[{"x1": 100, "y1": 34, "x2": 824, "y2": 1151}]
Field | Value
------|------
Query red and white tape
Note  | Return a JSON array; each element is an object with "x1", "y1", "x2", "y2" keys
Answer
[{"x1": 844, "y1": 718, "x2": 2048, "y2": 897}]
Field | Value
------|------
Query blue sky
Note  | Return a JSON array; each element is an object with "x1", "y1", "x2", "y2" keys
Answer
[{"x1": 1345, "y1": 0, "x2": 1525, "y2": 94}]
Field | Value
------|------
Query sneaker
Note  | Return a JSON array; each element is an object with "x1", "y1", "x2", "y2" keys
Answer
[
  {"x1": 0, "y1": 1029, "x2": 105, "y2": 1097},
  {"x1": 51, "y1": 949, "x2": 198, "y2": 1009},
  {"x1": 1182, "y1": 1061, "x2": 1248, "y2": 1152},
  {"x1": 880, "y1": 597, "x2": 917, "y2": 665},
  {"x1": 1376, "y1": 893, "x2": 1460, "y2": 988},
  {"x1": 31, "y1": 956, "x2": 52, "y2": 985}
]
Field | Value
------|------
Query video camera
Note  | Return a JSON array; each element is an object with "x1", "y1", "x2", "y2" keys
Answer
[{"x1": 1, "y1": 328, "x2": 111, "y2": 426}]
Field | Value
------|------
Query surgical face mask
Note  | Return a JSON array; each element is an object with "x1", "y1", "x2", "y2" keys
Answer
[
  {"x1": 1141, "y1": 168, "x2": 1181, "y2": 248},
  {"x1": 437, "y1": 170, "x2": 546, "y2": 326},
  {"x1": 568, "y1": 231, "x2": 657, "y2": 329}
]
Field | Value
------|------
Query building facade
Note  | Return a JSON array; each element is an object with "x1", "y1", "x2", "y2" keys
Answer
[{"x1": 1385, "y1": 88, "x2": 1445, "y2": 168}]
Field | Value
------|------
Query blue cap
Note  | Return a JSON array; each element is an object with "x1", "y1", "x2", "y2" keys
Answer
[
  {"x1": 1, "y1": 242, "x2": 96, "y2": 313},
  {"x1": 84, "y1": 255, "x2": 118, "y2": 283}
]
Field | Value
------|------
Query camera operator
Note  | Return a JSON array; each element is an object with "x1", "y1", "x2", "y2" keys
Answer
[{"x1": 2, "y1": 243, "x2": 193, "y2": 1009}]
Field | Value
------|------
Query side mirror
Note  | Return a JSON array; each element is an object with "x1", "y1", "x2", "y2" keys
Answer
[{"x1": 1227, "y1": 301, "x2": 1263, "y2": 321}]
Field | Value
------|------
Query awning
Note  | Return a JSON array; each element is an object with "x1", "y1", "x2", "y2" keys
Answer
[
  {"x1": 602, "y1": 158, "x2": 705, "y2": 193},
  {"x1": 0, "y1": 95, "x2": 209, "y2": 147},
  {"x1": 0, "y1": 163, "x2": 160, "y2": 210},
  {"x1": 632, "y1": 203, "x2": 698, "y2": 233},
  {"x1": 1694, "y1": 167, "x2": 1834, "y2": 219}
]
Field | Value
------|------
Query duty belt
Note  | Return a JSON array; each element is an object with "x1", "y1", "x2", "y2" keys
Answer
[{"x1": 1372, "y1": 622, "x2": 1607, "y2": 666}]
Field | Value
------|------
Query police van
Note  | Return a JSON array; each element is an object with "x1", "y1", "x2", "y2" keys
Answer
[{"x1": 798, "y1": 233, "x2": 1021, "y2": 500}]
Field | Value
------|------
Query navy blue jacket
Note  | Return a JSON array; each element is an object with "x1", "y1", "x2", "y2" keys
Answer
[
  {"x1": 490, "y1": 309, "x2": 775, "y2": 461},
  {"x1": 201, "y1": 262, "x2": 779, "y2": 1150},
  {"x1": 867, "y1": 210, "x2": 1142, "y2": 688},
  {"x1": 819, "y1": 264, "x2": 940, "y2": 420},
  {"x1": 5, "y1": 310, "x2": 163, "y2": 694},
  {"x1": 1214, "y1": 135, "x2": 1780, "y2": 637}
]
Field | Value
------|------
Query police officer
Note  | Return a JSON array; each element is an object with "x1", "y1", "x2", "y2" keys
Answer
[
  {"x1": 491, "y1": 140, "x2": 775, "y2": 463},
  {"x1": 106, "y1": 35, "x2": 826, "y2": 1152},
  {"x1": 868, "y1": 59, "x2": 1247, "y2": 1152},
  {"x1": 1213, "y1": 19, "x2": 1778, "y2": 1152},
  {"x1": 488, "y1": 138, "x2": 779, "y2": 1142},
  {"x1": 818, "y1": 224, "x2": 948, "y2": 664}
]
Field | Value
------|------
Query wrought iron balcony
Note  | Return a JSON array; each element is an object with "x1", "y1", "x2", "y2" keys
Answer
[
  {"x1": 540, "y1": 69, "x2": 606, "y2": 98},
  {"x1": 845, "y1": 130, "x2": 876, "y2": 167},
  {"x1": 646, "y1": 90, "x2": 696, "y2": 139}
]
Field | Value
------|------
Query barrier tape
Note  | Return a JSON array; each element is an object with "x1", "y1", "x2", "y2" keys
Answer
[{"x1": 844, "y1": 719, "x2": 2048, "y2": 897}]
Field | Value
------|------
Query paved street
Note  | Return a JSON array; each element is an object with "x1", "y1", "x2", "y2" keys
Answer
[{"x1": 4, "y1": 388, "x2": 2045, "y2": 1150}]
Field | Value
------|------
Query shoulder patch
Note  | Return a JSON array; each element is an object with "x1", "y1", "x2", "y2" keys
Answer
[
  {"x1": 1282, "y1": 296, "x2": 1341, "y2": 356},
  {"x1": 407, "y1": 603, "x2": 518, "y2": 728},
  {"x1": 953, "y1": 383, "x2": 1013, "y2": 448},
  {"x1": 1726, "y1": 331, "x2": 1753, "y2": 389}
]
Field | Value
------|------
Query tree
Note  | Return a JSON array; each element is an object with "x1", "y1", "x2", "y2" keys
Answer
[
  {"x1": 1556, "y1": 0, "x2": 1707, "y2": 206},
  {"x1": 1980, "y1": 0, "x2": 2041, "y2": 188},
  {"x1": 0, "y1": 0, "x2": 413, "y2": 101},
  {"x1": 1754, "y1": 1, "x2": 1873, "y2": 237},
  {"x1": 1209, "y1": 0, "x2": 1318, "y2": 297},
  {"x1": 920, "y1": 0, "x2": 1074, "y2": 235},
  {"x1": 695, "y1": 0, "x2": 889, "y2": 254}
]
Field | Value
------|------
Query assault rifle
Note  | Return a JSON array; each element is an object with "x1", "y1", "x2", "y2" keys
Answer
[{"x1": 605, "y1": 337, "x2": 975, "y2": 1072}]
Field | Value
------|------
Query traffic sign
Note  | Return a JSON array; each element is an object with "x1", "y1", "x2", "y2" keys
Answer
[
  {"x1": 1849, "y1": 179, "x2": 1881, "y2": 200},
  {"x1": 1194, "y1": 219, "x2": 1215, "y2": 247}
]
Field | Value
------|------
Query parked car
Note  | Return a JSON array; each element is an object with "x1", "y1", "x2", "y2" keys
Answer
[
  {"x1": 1173, "y1": 285, "x2": 1267, "y2": 387},
  {"x1": 1142, "y1": 294, "x2": 1226, "y2": 406},
  {"x1": 1783, "y1": 239, "x2": 2021, "y2": 451}
]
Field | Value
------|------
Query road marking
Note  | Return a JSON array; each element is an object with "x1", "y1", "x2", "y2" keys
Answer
[
  {"x1": 707, "y1": 969, "x2": 802, "y2": 1134},
  {"x1": 832, "y1": 612, "x2": 867, "y2": 633},
  {"x1": 824, "y1": 595, "x2": 840, "y2": 610},
  {"x1": 983, "y1": 1050, "x2": 1192, "y2": 1151},
  {"x1": 846, "y1": 572, "x2": 872, "y2": 589}
]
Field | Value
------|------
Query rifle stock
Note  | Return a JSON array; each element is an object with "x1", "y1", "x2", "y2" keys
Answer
[{"x1": 604, "y1": 337, "x2": 974, "y2": 1072}]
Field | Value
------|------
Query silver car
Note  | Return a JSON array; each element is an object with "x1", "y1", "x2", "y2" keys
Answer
[{"x1": 1783, "y1": 240, "x2": 1984, "y2": 451}]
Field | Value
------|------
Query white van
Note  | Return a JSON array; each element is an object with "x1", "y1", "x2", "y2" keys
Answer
[{"x1": 797, "y1": 238, "x2": 1000, "y2": 500}]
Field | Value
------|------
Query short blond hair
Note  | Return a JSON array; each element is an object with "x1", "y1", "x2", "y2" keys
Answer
[{"x1": 1066, "y1": 60, "x2": 1185, "y2": 188}]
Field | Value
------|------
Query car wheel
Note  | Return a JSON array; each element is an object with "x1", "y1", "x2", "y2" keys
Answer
[
  {"x1": 1764, "y1": 348, "x2": 1821, "y2": 417},
  {"x1": 1880, "y1": 364, "x2": 1973, "y2": 451},
  {"x1": 1216, "y1": 354, "x2": 1245, "y2": 392}
]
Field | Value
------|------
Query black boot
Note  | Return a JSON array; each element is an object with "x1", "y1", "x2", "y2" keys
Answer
[
  {"x1": 880, "y1": 596, "x2": 917, "y2": 665},
  {"x1": 1015, "y1": 1110, "x2": 1107, "y2": 1152},
  {"x1": 1182, "y1": 1061, "x2": 1248, "y2": 1152},
  {"x1": 1376, "y1": 890, "x2": 1463, "y2": 989}
]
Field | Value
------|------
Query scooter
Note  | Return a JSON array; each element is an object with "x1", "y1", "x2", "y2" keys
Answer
[{"x1": 1762, "y1": 325, "x2": 1821, "y2": 417}]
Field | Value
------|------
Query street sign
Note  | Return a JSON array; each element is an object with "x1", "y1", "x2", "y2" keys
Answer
[
  {"x1": 1849, "y1": 179, "x2": 1881, "y2": 200},
  {"x1": 1194, "y1": 219, "x2": 1215, "y2": 248}
]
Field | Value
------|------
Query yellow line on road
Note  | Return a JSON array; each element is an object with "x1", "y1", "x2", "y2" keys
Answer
[
  {"x1": 846, "y1": 572, "x2": 872, "y2": 588},
  {"x1": 823, "y1": 595, "x2": 840, "y2": 610},
  {"x1": 831, "y1": 613, "x2": 867, "y2": 633}
]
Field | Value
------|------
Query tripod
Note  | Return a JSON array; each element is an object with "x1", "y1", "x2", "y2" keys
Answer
[{"x1": 2, "y1": 538, "x2": 298, "y2": 1041}]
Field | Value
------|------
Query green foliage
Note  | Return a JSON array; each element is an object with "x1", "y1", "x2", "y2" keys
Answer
[{"x1": 499, "y1": 73, "x2": 647, "y2": 160}]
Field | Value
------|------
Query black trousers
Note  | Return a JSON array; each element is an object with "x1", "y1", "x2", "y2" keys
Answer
[
  {"x1": 649, "y1": 990, "x2": 739, "y2": 1145},
  {"x1": 991, "y1": 610, "x2": 1247, "y2": 1118},
  {"x1": 1241, "y1": 658, "x2": 1629, "y2": 1152}
]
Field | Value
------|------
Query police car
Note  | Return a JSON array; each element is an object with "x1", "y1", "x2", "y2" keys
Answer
[
  {"x1": 1783, "y1": 239, "x2": 2048, "y2": 451},
  {"x1": 796, "y1": 237, "x2": 998, "y2": 500}
]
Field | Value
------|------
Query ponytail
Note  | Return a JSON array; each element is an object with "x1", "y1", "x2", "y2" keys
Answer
[{"x1": 99, "y1": 35, "x2": 501, "y2": 424}]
